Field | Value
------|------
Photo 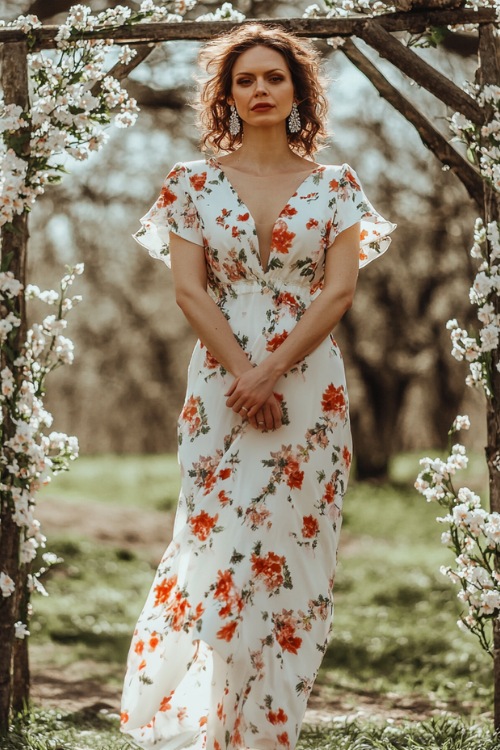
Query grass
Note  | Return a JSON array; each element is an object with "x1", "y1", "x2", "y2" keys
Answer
[
  {"x1": 4, "y1": 450, "x2": 494, "y2": 748},
  {"x1": 2, "y1": 710, "x2": 500, "y2": 750}
]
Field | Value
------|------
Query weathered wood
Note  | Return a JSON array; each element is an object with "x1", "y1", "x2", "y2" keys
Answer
[
  {"x1": 478, "y1": 22, "x2": 500, "y2": 732},
  {"x1": 0, "y1": 9, "x2": 496, "y2": 49},
  {"x1": 0, "y1": 40, "x2": 30, "y2": 733},
  {"x1": 341, "y1": 38, "x2": 484, "y2": 207},
  {"x1": 360, "y1": 20, "x2": 483, "y2": 125}
]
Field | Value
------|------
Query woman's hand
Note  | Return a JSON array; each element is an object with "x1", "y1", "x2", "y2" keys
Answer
[{"x1": 225, "y1": 365, "x2": 283, "y2": 430}]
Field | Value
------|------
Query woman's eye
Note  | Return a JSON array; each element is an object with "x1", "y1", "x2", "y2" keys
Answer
[
  {"x1": 236, "y1": 78, "x2": 251, "y2": 85},
  {"x1": 270, "y1": 76, "x2": 284, "y2": 83}
]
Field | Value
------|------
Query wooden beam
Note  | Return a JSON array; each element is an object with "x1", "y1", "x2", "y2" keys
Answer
[
  {"x1": 360, "y1": 20, "x2": 483, "y2": 125},
  {"x1": 0, "y1": 9, "x2": 496, "y2": 49},
  {"x1": 341, "y1": 38, "x2": 484, "y2": 207}
]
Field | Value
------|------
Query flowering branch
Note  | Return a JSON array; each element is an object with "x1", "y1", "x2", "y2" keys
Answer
[
  {"x1": 416, "y1": 417, "x2": 499, "y2": 655},
  {"x1": 0, "y1": 264, "x2": 83, "y2": 636}
]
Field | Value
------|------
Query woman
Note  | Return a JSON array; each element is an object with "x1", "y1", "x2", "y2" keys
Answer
[{"x1": 121, "y1": 22, "x2": 396, "y2": 750}]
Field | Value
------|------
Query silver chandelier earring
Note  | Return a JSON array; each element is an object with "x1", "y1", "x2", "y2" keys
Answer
[
  {"x1": 229, "y1": 105, "x2": 241, "y2": 136},
  {"x1": 288, "y1": 102, "x2": 301, "y2": 133}
]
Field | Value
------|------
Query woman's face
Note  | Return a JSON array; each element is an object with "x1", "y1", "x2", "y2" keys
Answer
[{"x1": 229, "y1": 45, "x2": 295, "y2": 130}]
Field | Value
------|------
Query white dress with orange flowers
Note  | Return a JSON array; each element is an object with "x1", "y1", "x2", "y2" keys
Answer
[{"x1": 121, "y1": 156, "x2": 396, "y2": 750}]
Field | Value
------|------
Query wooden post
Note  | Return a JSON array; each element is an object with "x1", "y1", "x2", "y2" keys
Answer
[
  {"x1": 478, "y1": 23, "x2": 500, "y2": 732},
  {"x1": 0, "y1": 39, "x2": 30, "y2": 732}
]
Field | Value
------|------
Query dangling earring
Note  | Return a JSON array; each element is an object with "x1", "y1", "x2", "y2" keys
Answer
[
  {"x1": 288, "y1": 102, "x2": 301, "y2": 133},
  {"x1": 229, "y1": 105, "x2": 241, "y2": 136}
]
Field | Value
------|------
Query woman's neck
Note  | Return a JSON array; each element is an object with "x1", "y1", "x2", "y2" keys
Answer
[{"x1": 223, "y1": 127, "x2": 309, "y2": 175}]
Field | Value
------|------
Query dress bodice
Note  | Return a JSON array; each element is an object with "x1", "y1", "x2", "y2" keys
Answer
[{"x1": 132, "y1": 157, "x2": 397, "y2": 299}]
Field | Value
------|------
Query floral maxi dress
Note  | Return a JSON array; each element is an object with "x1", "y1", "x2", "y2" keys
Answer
[{"x1": 121, "y1": 157, "x2": 396, "y2": 750}]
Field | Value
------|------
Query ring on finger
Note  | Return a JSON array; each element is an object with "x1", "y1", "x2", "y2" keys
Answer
[{"x1": 240, "y1": 406, "x2": 248, "y2": 413}]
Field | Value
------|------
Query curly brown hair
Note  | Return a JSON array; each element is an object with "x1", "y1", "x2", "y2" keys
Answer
[{"x1": 196, "y1": 23, "x2": 329, "y2": 156}]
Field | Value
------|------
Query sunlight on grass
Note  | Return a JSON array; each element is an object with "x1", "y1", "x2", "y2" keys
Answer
[
  {"x1": 39, "y1": 454, "x2": 181, "y2": 511},
  {"x1": 3, "y1": 710, "x2": 500, "y2": 750}
]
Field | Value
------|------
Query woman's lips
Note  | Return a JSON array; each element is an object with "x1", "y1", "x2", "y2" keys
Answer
[{"x1": 252, "y1": 104, "x2": 273, "y2": 111}]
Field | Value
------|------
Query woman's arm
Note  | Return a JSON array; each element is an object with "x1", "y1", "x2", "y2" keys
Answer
[
  {"x1": 225, "y1": 223, "x2": 360, "y2": 419},
  {"x1": 169, "y1": 232, "x2": 283, "y2": 429}
]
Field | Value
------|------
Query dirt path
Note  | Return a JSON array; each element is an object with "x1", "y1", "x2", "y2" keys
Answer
[{"x1": 33, "y1": 496, "x2": 475, "y2": 724}]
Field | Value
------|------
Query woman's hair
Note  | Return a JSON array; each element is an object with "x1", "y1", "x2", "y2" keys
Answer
[{"x1": 196, "y1": 23, "x2": 329, "y2": 156}]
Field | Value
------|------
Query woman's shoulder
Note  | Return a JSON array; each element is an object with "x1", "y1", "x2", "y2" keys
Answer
[
  {"x1": 317, "y1": 161, "x2": 356, "y2": 174},
  {"x1": 167, "y1": 158, "x2": 210, "y2": 173}
]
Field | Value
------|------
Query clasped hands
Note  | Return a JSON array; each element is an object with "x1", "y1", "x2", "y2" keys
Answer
[{"x1": 225, "y1": 365, "x2": 283, "y2": 432}]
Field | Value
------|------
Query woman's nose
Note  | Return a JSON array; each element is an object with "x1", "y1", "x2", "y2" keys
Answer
[{"x1": 255, "y1": 78, "x2": 269, "y2": 94}]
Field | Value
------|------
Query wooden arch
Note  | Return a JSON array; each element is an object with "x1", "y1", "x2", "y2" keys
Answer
[{"x1": 0, "y1": 3, "x2": 499, "y2": 729}]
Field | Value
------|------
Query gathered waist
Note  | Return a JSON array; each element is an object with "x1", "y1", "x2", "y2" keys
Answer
[{"x1": 209, "y1": 278, "x2": 319, "y2": 299}]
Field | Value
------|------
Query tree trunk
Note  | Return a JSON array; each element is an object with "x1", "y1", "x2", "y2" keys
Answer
[
  {"x1": 0, "y1": 40, "x2": 30, "y2": 733},
  {"x1": 477, "y1": 23, "x2": 500, "y2": 732}
]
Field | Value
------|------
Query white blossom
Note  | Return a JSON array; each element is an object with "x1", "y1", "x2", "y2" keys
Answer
[
  {"x1": 0, "y1": 572, "x2": 15, "y2": 597},
  {"x1": 14, "y1": 621, "x2": 30, "y2": 639}
]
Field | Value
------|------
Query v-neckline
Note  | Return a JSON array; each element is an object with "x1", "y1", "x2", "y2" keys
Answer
[{"x1": 207, "y1": 156, "x2": 322, "y2": 274}]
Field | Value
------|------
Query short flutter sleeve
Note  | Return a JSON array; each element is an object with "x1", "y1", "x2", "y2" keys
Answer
[
  {"x1": 333, "y1": 163, "x2": 397, "y2": 268},
  {"x1": 132, "y1": 163, "x2": 203, "y2": 267}
]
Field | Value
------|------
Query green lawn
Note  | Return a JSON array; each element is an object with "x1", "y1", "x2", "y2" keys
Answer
[{"x1": 2, "y1": 451, "x2": 495, "y2": 748}]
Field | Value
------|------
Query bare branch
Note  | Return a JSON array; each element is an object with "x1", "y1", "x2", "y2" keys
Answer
[
  {"x1": 360, "y1": 20, "x2": 483, "y2": 124},
  {"x1": 341, "y1": 38, "x2": 484, "y2": 207},
  {"x1": 90, "y1": 43, "x2": 156, "y2": 99}
]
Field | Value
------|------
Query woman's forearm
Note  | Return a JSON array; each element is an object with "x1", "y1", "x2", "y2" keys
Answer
[
  {"x1": 176, "y1": 287, "x2": 252, "y2": 378},
  {"x1": 261, "y1": 287, "x2": 353, "y2": 381}
]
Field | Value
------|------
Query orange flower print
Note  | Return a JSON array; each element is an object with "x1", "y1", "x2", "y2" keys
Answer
[
  {"x1": 237, "y1": 212, "x2": 249, "y2": 221},
  {"x1": 306, "y1": 218, "x2": 319, "y2": 230},
  {"x1": 219, "y1": 467, "x2": 231, "y2": 480},
  {"x1": 302, "y1": 515, "x2": 319, "y2": 539},
  {"x1": 271, "y1": 220, "x2": 295, "y2": 254},
  {"x1": 277, "y1": 731, "x2": 290, "y2": 748},
  {"x1": 204, "y1": 348, "x2": 219, "y2": 369},
  {"x1": 148, "y1": 632, "x2": 160, "y2": 651},
  {"x1": 266, "y1": 330, "x2": 289, "y2": 352},
  {"x1": 329, "y1": 178, "x2": 339, "y2": 191},
  {"x1": 199, "y1": 715, "x2": 208, "y2": 727},
  {"x1": 267, "y1": 708, "x2": 288, "y2": 725},
  {"x1": 251, "y1": 551, "x2": 285, "y2": 591},
  {"x1": 154, "y1": 575, "x2": 177, "y2": 607},
  {"x1": 160, "y1": 692, "x2": 174, "y2": 712},
  {"x1": 276, "y1": 292, "x2": 299, "y2": 312},
  {"x1": 344, "y1": 168, "x2": 361, "y2": 190},
  {"x1": 180, "y1": 395, "x2": 202, "y2": 435},
  {"x1": 120, "y1": 711, "x2": 129, "y2": 725},
  {"x1": 189, "y1": 172, "x2": 207, "y2": 191},
  {"x1": 342, "y1": 446, "x2": 352, "y2": 468},
  {"x1": 274, "y1": 610, "x2": 302, "y2": 654},
  {"x1": 321, "y1": 383, "x2": 347, "y2": 419},
  {"x1": 217, "y1": 620, "x2": 238, "y2": 641},
  {"x1": 323, "y1": 481, "x2": 335, "y2": 504},
  {"x1": 134, "y1": 639, "x2": 144, "y2": 655},
  {"x1": 179, "y1": 395, "x2": 209, "y2": 442},
  {"x1": 214, "y1": 569, "x2": 234, "y2": 600},
  {"x1": 218, "y1": 490, "x2": 231, "y2": 505},
  {"x1": 189, "y1": 510, "x2": 219, "y2": 541},
  {"x1": 359, "y1": 248, "x2": 368, "y2": 262},
  {"x1": 177, "y1": 707, "x2": 187, "y2": 721},
  {"x1": 285, "y1": 460, "x2": 304, "y2": 490},
  {"x1": 281, "y1": 204, "x2": 297, "y2": 217},
  {"x1": 158, "y1": 185, "x2": 177, "y2": 208},
  {"x1": 360, "y1": 228, "x2": 368, "y2": 241}
]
